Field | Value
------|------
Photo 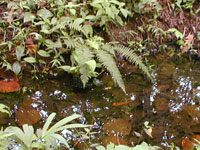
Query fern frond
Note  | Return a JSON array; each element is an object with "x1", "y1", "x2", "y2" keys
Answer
[
  {"x1": 76, "y1": 45, "x2": 94, "y2": 65},
  {"x1": 97, "y1": 50, "x2": 126, "y2": 93},
  {"x1": 68, "y1": 22, "x2": 84, "y2": 33},
  {"x1": 114, "y1": 45, "x2": 153, "y2": 81},
  {"x1": 80, "y1": 63, "x2": 90, "y2": 87},
  {"x1": 68, "y1": 18, "x2": 85, "y2": 34},
  {"x1": 102, "y1": 43, "x2": 116, "y2": 57},
  {"x1": 63, "y1": 39, "x2": 78, "y2": 49}
]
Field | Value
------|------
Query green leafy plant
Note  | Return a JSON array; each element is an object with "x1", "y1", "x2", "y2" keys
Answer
[
  {"x1": 0, "y1": 0, "x2": 153, "y2": 93},
  {"x1": 96, "y1": 142, "x2": 161, "y2": 150},
  {"x1": 193, "y1": 138, "x2": 200, "y2": 150},
  {"x1": 4, "y1": 113, "x2": 91, "y2": 150},
  {"x1": 0, "y1": 128, "x2": 13, "y2": 150},
  {"x1": 122, "y1": 0, "x2": 161, "y2": 19},
  {"x1": 60, "y1": 35, "x2": 152, "y2": 93},
  {"x1": 174, "y1": 0, "x2": 195, "y2": 11},
  {"x1": 168, "y1": 28, "x2": 185, "y2": 47},
  {"x1": 0, "y1": 104, "x2": 11, "y2": 117},
  {"x1": 88, "y1": 0, "x2": 131, "y2": 27}
]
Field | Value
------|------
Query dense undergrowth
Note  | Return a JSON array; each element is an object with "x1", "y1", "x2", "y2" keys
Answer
[{"x1": 0, "y1": 0, "x2": 200, "y2": 149}]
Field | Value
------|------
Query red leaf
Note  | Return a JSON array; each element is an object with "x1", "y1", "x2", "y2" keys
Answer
[
  {"x1": 0, "y1": 80, "x2": 20, "y2": 93},
  {"x1": 0, "y1": 70, "x2": 20, "y2": 93}
]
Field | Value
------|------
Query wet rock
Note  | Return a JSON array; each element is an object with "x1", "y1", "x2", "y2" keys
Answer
[
  {"x1": 152, "y1": 126, "x2": 165, "y2": 140},
  {"x1": 154, "y1": 98, "x2": 169, "y2": 112},
  {"x1": 124, "y1": 84, "x2": 143, "y2": 95},
  {"x1": 157, "y1": 84, "x2": 170, "y2": 92},
  {"x1": 132, "y1": 109, "x2": 146, "y2": 123},
  {"x1": 15, "y1": 106, "x2": 41, "y2": 126},
  {"x1": 103, "y1": 118, "x2": 132, "y2": 136},
  {"x1": 0, "y1": 112, "x2": 9, "y2": 125},
  {"x1": 103, "y1": 136, "x2": 128, "y2": 146},
  {"x1": 157, "y1": 63, "x2": 176, "y2": 80},
  {"x1": 23, "y1": 97, "x2": 35, "y2": 107},
  {"x1": 190, "y1": 124, "x2": 200, "y2": 133},
  {"x1": 100, "y1": 74, "x2": 114, "y2": 87},
  {"x1": 184, "y1": 105, "x2": 200, "y2": 125}
]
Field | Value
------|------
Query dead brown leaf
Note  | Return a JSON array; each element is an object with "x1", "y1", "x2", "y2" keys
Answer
[
  {"x1": 181, "y1": 34, "x2": 194, "y2": 53},
  {"x1": 25, "y1": 38, "x2": 38, "y2": 54},
  {"x1": 7, "y1": 7, "x2": 14, "y2": 25}
]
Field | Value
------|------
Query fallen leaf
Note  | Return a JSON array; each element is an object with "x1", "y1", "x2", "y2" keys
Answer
[
  {"x1": 26, "y1": 44, "x2": 38, "y2": 54},
  {"x1": 112, "y1": 101, "x2": 132, "y2": 106},
  {"x1": 25, "y1": 38, "x2": 38, "y2": 54},
  {"x1": 0, "y1": 70, "x2": 20, "y2": 93},
  {"x1": 181, "y1": 34, "x2": 194, "y2": 53},
  {"x1": 185, "y1": 34, "x2": 194, "y2": 45},
  {"x1": 0, "y1": 80, "x2": 20, "y2": 93},
  {"x1": 182, "y1": 137, "x2": 194, "y2": 150}
]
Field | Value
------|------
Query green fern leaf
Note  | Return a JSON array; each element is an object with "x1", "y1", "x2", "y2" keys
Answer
[
  {"x1": 114, "y1": 45, "x2": 153, "y2": 81},
  {"x1": 75, "y1": 46, "x2": 94, "y2": 65},
  {"x1": 97, "y1": 50, "x2": 126, "y2": 93},
  {"x1": 80, "y1": 63, "x2": 91, "y2": 87},
  {"x1": 63, "y1": 39, "x2": 77, "y2": 49},
  {"x1": 68, "y1": 19, "x2": 84, "y2": 33},
  {"x1": 102, "y1": 43, "x2": 116, "y2": 57}
]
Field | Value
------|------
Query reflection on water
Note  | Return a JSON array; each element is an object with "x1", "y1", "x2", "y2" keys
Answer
[{"x1": 2, "y1": 54, "x2": 200, "y2": 149}]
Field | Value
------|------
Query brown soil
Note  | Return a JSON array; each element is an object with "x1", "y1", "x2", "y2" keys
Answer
[{"x1": 107, "y1": 0, "x2": 200, "y2": 55}]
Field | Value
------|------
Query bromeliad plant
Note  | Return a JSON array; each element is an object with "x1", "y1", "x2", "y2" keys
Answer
[
  {"x1": 96, "y1": 142, "x2": 161, "y2": 150},
  {"x1": 4, "y1": 113, "x2": 91, "y2": 150}
]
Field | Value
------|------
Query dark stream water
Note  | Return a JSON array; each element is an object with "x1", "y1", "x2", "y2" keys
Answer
[{"x1": 1, "y1": 54, "x2": 200, "y2": 149}]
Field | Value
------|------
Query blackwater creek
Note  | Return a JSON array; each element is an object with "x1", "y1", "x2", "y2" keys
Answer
[{"x1": 1, "y1": 53, "x2": 200, "y2": 149}]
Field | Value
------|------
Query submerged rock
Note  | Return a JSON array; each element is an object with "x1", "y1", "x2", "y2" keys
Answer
[
  {"x1": 103, "y1": 118, "x2": 132, "y2": 136},
  {"x1": 15, "y1": 106, "x2": 41, "y2": 126},
  {"x1": 103, "y1": 136, "x2": 128, "y2": 146}
]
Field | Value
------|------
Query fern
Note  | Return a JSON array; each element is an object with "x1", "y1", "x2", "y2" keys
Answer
[
  {"x1": 79, "y1": 60, "x2": 96, "y2": 87},
  {"x1": 114, "y1": 45, "x2": 153, "y2": 81},
  {"x1": 73, "y1": 45, "x2": 94, "y2": 65},
  {"x1": 102, "y1": 43, "x2": 116, "y2": 57},
  {"x1": 67, "y1": 18, "x2": 86, "y2": 35},
  {"x1": 97, "y1": 50, "x2": 126, "y2": 93},
  {"x1": 63, "y1": 39, "x2": 78, "y2": 49},
  {"x1": 60, "y1": 35, "x2": 153, "y2": 93},
  {"x1": 68, "y1": 22, "x2": 84, "y2": 33}
]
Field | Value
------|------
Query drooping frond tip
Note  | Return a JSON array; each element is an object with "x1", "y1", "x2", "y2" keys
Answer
[
  {"x1": 97, "y1": 50, "x2": 126, "y2": 93},
  {"x1": 114, "y1": 45, "x2": 154, "y2": 82}
]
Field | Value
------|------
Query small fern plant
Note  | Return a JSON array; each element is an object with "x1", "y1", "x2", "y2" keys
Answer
[{"x1": 59, "y1": 35, "x2": 153, "y2": 93}]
